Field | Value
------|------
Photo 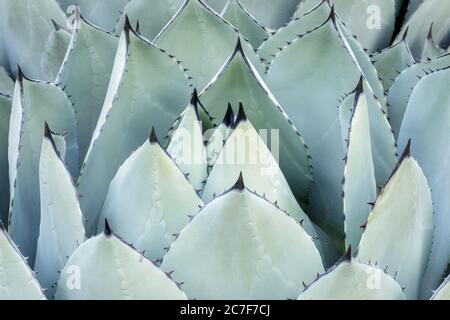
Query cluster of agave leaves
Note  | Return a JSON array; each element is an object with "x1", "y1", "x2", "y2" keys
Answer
[{"x1": 0, "y1": 0, "x2": 449, "y2": 300}]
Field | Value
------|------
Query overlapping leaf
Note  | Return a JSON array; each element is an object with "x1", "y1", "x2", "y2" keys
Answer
[
  {"x1": 77, "y1": 22, "x2": 191, "y2": 235},
  {"x1": 388, "y1": 53, "x2": 450, "y2": 138},
  {"x1": 0, "y1": 225, "x2": 45, "y2": 300},
  {"x1": 0, "y1": 0, "x2": 67, "y2": 80},
  {"x1": 258, "y1": 0, "x2": 331, "y2": 67},
  {"x1": 57, "y1": 9, "x2": 119, "y2": 162},
  {"x1": 55, "y1": 230, "x2": 187, "y2": 300},
  {"x1": 357, "y1": 144, "x2": 434, "y2": 300},
  {"x1": 154, "y1": 0, "x2": 265, "y2": 90},
  {"x1": 99, "y1": 131, "x2": 203, "y2": 262},
  {"x1": 200, "y1": 40, "x2": 313, "y2": 207},
  {"x1": 162, "y1": 181, "x2": 324, "y2": 299},
  {"x1": 299, "y1": 252, "x2": 405, "y2": 300},
  {"x1": 0, "y1": 94, "x2": 11, "y2": 225},
  {"x1": 398, "y1": 68, "x2": 450, "y2": 299},
  {"x1": 34, "y1": 127, "x2": 85, "y2": 298},
  {"x1": 115, "y1": 0, "x2": 184, "y2": 42},
  {"x1": 8, "y1": 72, "x2": 78, "y2": 264},
  {"x1": 203, "y1": 114, "x2": 318, "y2": 243}
]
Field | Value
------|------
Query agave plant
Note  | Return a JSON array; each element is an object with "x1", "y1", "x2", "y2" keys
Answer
[{"x1": 0, "y1": 0, "x2": 449, "y2": 301}]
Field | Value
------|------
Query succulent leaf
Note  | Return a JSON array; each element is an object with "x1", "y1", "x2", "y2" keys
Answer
[
  {"x1": 205, "y1": 104, "x2": 234, "y2": 168},
  {"x1": 69, "y1": 0, "x2": 129, "y2": 32},
  {"x1": 298, "y1": 257, "x2": 405, "y2": 300},
  {"x1": 100, "y1": 131, "x2": 203, "y2": 261},
  {"x1": 0, "y1": 225, "x2": 46, "y2": 300},
  {"x1": 266, "y1": 15, "x2": 360, "y2": 240},
  {"x1": 396, "y1": 0, "x2": 450, "y2": 58},
  {"x1": 115, "y1": 0, "x2": 184, "y2": 42},
  {"x1": 41, "y1": 20, "x2": 71, "y2": 82},
  {"x1": 0, "y1": 94, "x2": 11, "y2": 225},
  {"x1": 57, "y1": 10, "x2": 119, "y2": 163},
  {"x1": 55, "y1": 231, "x2": 187, "y2": 300},
  {"x1": 34, "y1": 127, "x2": 85, "y2": 299},
  {"x1": 387, "y1": 53, "x2": 450, "y2": 138},
  {"x1": 167, "y1": 93, "x2": 208, "y2": 191},
  {"x1": 357, "y1": 146, "x2": 434, "y2": 300},
  {"x1": 200, "y1": 40, "x2": 313, "y2": 207},
  {"x1": 258, "y1": 0, "x2": 331, "y2": 67},
  {"x1": 202, "y1": 116, "x2": 319, "y2": 244},
  {"x1": 221, "y1": 0, "x2": 269, "y2": 48},
  {"x1": 0, "y1": 0, "x2": 67, "y2": 80},
  {"x1": 295, "y1": 0, "x2": 396, "y2": 53},
  {"x1": 372, "y1": 39, "x2": 415, "y2": 91},
  {"x1": 77, "y1": 24, "x2": 192, "y2": 235},
  {"x1": 237, "y1": 0, "x2": 301, "y2": 30},
  {"x1": 8, "y1": 73, "x2": 78, "y2": 264},
  {"x1": 343, "y1": 91, "x2": 377, "y2": 249},
  {"x1": 162, "y1": 185, "x2": 324, "y2": 299},
  {"x1": 398, "y1": 68, "x2": 450, "y2": 299},
  {"x1": 154, "y1": 0, "x2": 265, "y2": 90},
  {"x1": 421, "y1": 26, "x2": 447, "y2": 60}
]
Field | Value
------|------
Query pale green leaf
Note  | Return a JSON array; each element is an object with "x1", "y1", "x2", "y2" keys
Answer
[
  {"x1": 0, "y1": 94, "x2": 11, "y2": 225},
  {"x1": 421, "y1": 26, "x2": 447, "y2": 60},
  {"x1": 258, "y1": 0, "x2": 331, "y2": 67},
  {"x1": 396, "y1": 0, "x2": 450, "y2": 58},
  {"x1": 387, "y1": 53, "x2": 450, "y2": 138},
  {"x1": 200, "y1": 40, "x2": 313, "y2": 207},
  {"x1": 167, "y1": 95, "x2": 208, "y2": 191},
  {"x1": 0, "y1": 0, "x2": 67, "y2": 80},
  {"x1": 398, "y1": 68, "x2": 450, "y2": 299},
  {"x1": 154, "y1": 0, "x2": 265, "y2": 90},
  {"x1": 202, "y1": 117, "x2": 318, "y2": 244},
  {"x1": 77, "y1": 24, "x2": 191, "y2": 235},
  {"x1": 343, "y1": 92, "x2": 377, "y2": 249},
  {"x1": 8, "y1": 73, "x2": 78, "y2": 264},
  {"x1": 238, "y1": 0, "x2": 301, "y2": 29},
  {"x1": 72, "y1": 0, "x2": 129, "y2": 32},
  {"x1": 266, "y1": 16, "x2": 360, "y2": 240},
  {"x1": 0, "y1": 226, "x2": 46, "y2": 300},
  {"x1": 357, "y1": 147, "x2": 434, "y2": 300},
  {"x1": 162, "y1": 185, "x2": 324, "y2": 299},
  {"x1": 372, "y1": 40, "x2": 415, "y2": 91},
  {"x1": 299, "y1": 256, "x2": 405, "y2": 300},
  {"x1": 57, "y1": 11, "x2": 119, "y2": 163},
  {"x1": 115, "y1": 0, "x2": 184, "y2": 42},
  {"x1": 34, "y1": 129, "x2": 85, "y2": 299},
  {"x1": 222, "y1": 0, "x2": 269, "y2": 48},
  {"x1": 41, "y1": 21, "x2": 71, "y2": 82},
  {"x1": 55, "y1": 231, "x2": 187, "y2": 300},
  {"x1": 99, "y1": 132, "x2": 203, "y2": 262}
]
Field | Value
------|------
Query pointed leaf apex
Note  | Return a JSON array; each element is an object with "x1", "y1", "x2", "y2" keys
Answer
[
  {"x1": 17, "y1": 65, "x2": 24, "y2": 82},
  {"x1": 233, "y1": 102, "x2": 247, "y2": 128},
  {"x1": 223, "y1": 103, "x2": 235, "y2": 127},
  {"x1": 124, "y1": 15, "x2": 133, "y2": 34},
  {"x1": 190, "y1": 88, "x2": 199, "y2": 107},
  {"x1": 51, "y1": 19, "x2": 62, "y2": 31},
  {"x1": 44, "y1": 121, "x2": 52, "y2": 140},
  {"x1": 402, "y1": 26, "x2": 409, "y2": 41},
  {"x1": 232, "y1": 172, "x2": 245, "y2": 191},
  {"x1": 344, "y1": 245, "x2": 352, "y2": 261},
  {"x1": 233, "y1": 37, "x2": 244, "y2": 55},
  {"x1": 136, "y1": 20, "x2": 141, "y2": 34},
  {"x1": 104, "y1": 219, "x2": 112, "y2": 237},
  {"x1": 427, "y1": 23, "x2": 434, "y2": 40},
  {"x1": 149, "y1": 127, "x2": 158, "y2": 144},
  {"x1": 400, "y1": 139, "x2": 412, "y2": 160},
  {"x1": 355, "y1": 77, "x2": 364, "y2": 95}
]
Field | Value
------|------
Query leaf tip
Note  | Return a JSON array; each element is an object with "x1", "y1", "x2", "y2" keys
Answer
[
  {"x1": 233, "y1": 102, "x2": 247, "y2": 128},
  {"x1": 223, "y1": 103, "x2": 235, "y2": 127},
  {"x1": 104, "y1": 219, "x2": 112, "y2": 237},
  {"x1": 232, "y1": 172, "x2": 245, "y2": 191},
  {"x1": 149, "y1": 126, "x2": 158, "y2": 144}
]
